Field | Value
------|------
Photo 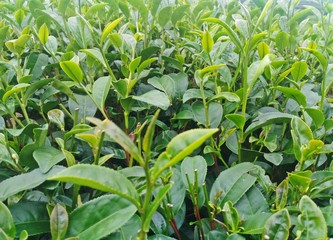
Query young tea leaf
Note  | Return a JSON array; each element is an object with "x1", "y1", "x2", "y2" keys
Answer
[
  {"x1": 153, "y1": 128, "x2": 218, "y2": 179},
  {"x1": 101, "y1": 16, "x2": 123, "y2": 44},
  {"x1": 0, "y1": 201, "x2": 16, "y2": 238},
  {"x1": 87, "y1": 118, "x2": 143, "y2": 165},
  {"x1": 291, "y1": 62, "x2": 308, "y2": 81},
  {"x1": 60, "y1": 61, "x2": 83, "y2": 83},
  {"x1": 38, "y1": 23, "x2": 49, "y2": 44},
  {"x1": 50, "y1": 204, "x2": 68, "y2": 240},
  {"x1": 202, "y1": 30, "x2": 214, "y2": 54}
]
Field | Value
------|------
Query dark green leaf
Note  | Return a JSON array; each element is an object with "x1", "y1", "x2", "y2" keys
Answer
[
  {"x1": 66, "y1": 195, "x2": 136, "y2": 240},
  {"x1": 244, "y1": 112, "x2": 294, "y2": 139},
  {"x1": 210, "y1": 163, "x2": 258, "y2": 207},
  {"x1": 92, "y1": 76, "x2": 111, "y2": 109},
  {"x1": 297, "y1": 195, "x2": 327, "y2": 239},
  {"x1": 48, "y1": 165, "x2": 140, "y2": 207},
  {"x1": 33, "y1": 147, "x2": 65, "y2": 173},
  {"x1": 263, "y1": 209, "x2": 290, "y2": 240},
  {"x1": 274, "y1": 86, "x2": 307, "y2": 107},
  {"x1": 133, "y1": 90, "x2": 170, "y2": 110},
  {"x1": 0, "y1": 166, "x2": 64, "y2": 201},
  {"x1": 0, "y1": 201, "x2": 16, "y2": 238},
  {"x1": 9, "y1": 201, "x2": 50, "y2": 236}
]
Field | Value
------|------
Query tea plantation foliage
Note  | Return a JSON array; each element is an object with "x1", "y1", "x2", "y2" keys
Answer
[{"x1": 1, "y1": 0, "x2": 333, "y2": 239}]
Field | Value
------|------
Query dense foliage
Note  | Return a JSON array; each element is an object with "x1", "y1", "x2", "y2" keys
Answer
[{"x1": 1, "y1": 0, "x2": 333, "y2": 239}]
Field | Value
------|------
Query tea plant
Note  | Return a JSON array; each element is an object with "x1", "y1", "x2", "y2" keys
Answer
[{"x1": 1, "y1": 0, "x2": 333, "y2": 239}]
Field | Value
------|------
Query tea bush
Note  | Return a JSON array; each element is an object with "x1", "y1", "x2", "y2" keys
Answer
[{"x1": 0, "y1": 0, "x2": 333, "y2": 239}]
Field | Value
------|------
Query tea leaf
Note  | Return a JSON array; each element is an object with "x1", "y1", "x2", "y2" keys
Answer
[
  {"x1": 171, "y1": 4, "x2": 189, "y2": 25},
  {"x1": 257, "y1": 42, "x2": 270, "y2": 59},
  {"x1": 9, "y1": 202, "x2": 50, "y2": 236},
  {"x1": 153, "y1": 128, "x2": 218, "y2": 178},
  {"x1": 244, "y1": 112, "x2": 294, "y2": 139},
  {"x1": 148, "y1": 75, "x2": 175, "y2": 99},
  {"x1": 81, "y1": 48, "x2": 107, "y2": 68},
  {"x1": 291, "y1": 62, "x2": 308, "y2": 81},
  {"x1": 296, "y1": 195, "x2": 327, "y2": 239},
  {"x1": 274, "y1": 86, "x2": 307, "y2": 107},
  {"x1": 226, "y1": 114, "x2": 246, "y2": 129},
  {"x1": 0, "y1": 201, "x2": 16, "y2": 238},
  {"x1": 204, "y1": 18, "x2": 242, "y2": 50},
  {"x1": 275, "y1": 180, "x2": 288, "y2": 210},
  {"x1": 33, "y1": 146, "x2": 65, "y2": 173},
  {"x1": 263, "y1": 209, "x2": 290, "y2": 240},
  {"x1": 50, "y1": 204, "x2": 68, "y2": 240},
  {"x1": 101, "y1": 17, "x2": 123, "y2": 43},
  {"x1": 38, "y1": 23, "x2": 49, "y2": 45},
  {"x1": 133, "y1": 90, "x2": 170, "y2": 110},
  {"x1": 158, "y1": 6, "x2": 172, "y2": 27},
  {"x1": 0, "y1": 166, "x2": 65, "y2": 201},
  {"x1": 202, "y1": 30, "x2": 214, "y2": 54},
  {"x1": 2, "y1": 83, "x2": 30, "y2": 103},
  {"x1": 210, "y1": 163, "x2": 258, "y2": 207},
  {"x1": 66, "y1": 195, "x2": 136, "y2": 240},
  {"x1": 60, "y1": 61, "x2": 83, "y2": 83},
  {"x1": 291, "y1": 117, "x2": 313, "y2": 162},
  {"x1": 48, "y1": 165, "x2": 140, "y2": 207},
  {"x1": 299, "y1": 47, "x2": 327, "y2": 70},
  {"x1": 92, "y1": 76, "x2": 111, "y2": 110}
]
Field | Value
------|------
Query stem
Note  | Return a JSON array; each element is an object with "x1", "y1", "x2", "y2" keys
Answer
[
  {"x1": 3, "y1": 128, "x2": 25, "y2": 172},
  {"x1": 241, "y1": 53, "x2": 248, "y2": 117},
  {"x1": 320, "y1": 72, "x2": 326, "y2": 111},
  {"x1": 124, "y1": 111, "x2": 130, "y2": 166},
  {"x1": 139, "y1": 155, "x2": 154, "y2": 239},
  {"x1": 69, "y1": 108, "x2": 80, "y2": 151},
  {"x1": 170, "y1": 219, "x2": 182, "y2": 240},
  {"x1": 59, "y1": 103, "x2": 75, "y2": 121},
  {"x1": 199, "y1": 79, "x2": 210, "y2": 128},
  {"x1": 3, "y1": 104, "x2": 24, "y2": 128},
  {"x1": 79, "y1": 83, "x2": 109, "y2": 119},
  {"x1": 203, "y1": 183, "x2": 215, "y2": 230},
  {"x1": 98, "y1": 45, "x2": 117, "y2": 82},
  {"x1": 15, "y1": 94, "x2": 30, "y2": 124},
  {"x1": 94, "y1": 131, "x2": 105, "y2": 165},
  {"x1": 72, "y1": 184, "x2": 80, "y2": 209}
]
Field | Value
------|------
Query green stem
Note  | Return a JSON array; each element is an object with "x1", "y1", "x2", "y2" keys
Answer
[
  {"x1": 59, "y1": 103, "x2": 75, "y2": 121},
  {"x1": 3, "y1": 104, "x2": 24, "y2": 128},
  {"x1": 139, "y1": 157, "x2": 154, "y2": 239},
  {"x1": 200, "y1": 80, "x2": 210, "y2": 128},
  {"x1": 15, "y1": 94, "x2": 30, "y2": 124},
  {"x1": 69, "y1": 108, "x2": 80, "y2": 151},
  {"x1": 320, "y1": 73, "x2": 326, "y2": 112},
  {"x1": 94, "y1": 131, "x2": 105, "y2": 165},
  {"x1": 98, "y1": 45, "x2": 117, "y2": 82},
  {"x1": 79, "y1": 83, "x2": 109, "y2": 119},
  {"x1": 203, "y1": 183, "x2": 215, "y2": 230},
  {"x1": 72, "y1": 184, "x2": 80, "y2": 209}
]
